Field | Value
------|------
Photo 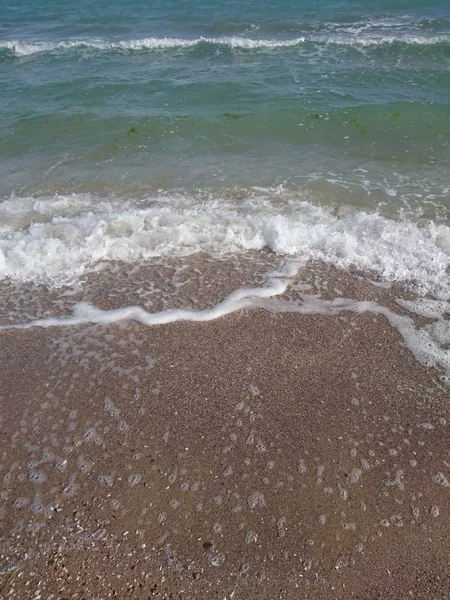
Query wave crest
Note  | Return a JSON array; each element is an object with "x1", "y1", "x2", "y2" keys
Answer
[
  {"x1": 0, "y1": 36, "x2": 305, "y2": 57},
  {"x1": 1, "y1": 33, "x2": 448, "y2": 57}
]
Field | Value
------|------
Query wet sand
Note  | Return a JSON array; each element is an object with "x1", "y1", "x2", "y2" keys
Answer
[{"x1": 1, "y1": 266, "x2": 450, "y2": 599}]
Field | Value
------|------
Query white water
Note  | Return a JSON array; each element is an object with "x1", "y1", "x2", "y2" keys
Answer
[
  {"x1": 1, "y1": 33, "x2": 448, "y2": 57},
  {"x1": 0, "y1": 37, "x2": 305, "y2": 56},
  {"x1": 0, "y1": 193, "x2": 449, "y2": 298}
]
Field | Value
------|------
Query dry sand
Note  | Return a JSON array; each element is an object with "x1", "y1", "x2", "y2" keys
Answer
[{"x1": 0, "y1": 264, "x2": 449, "y2": 599}]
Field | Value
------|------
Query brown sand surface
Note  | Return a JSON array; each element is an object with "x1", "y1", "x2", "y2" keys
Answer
[{"x1": 1, "y1": 267, "x2": 450, "y2": 599}]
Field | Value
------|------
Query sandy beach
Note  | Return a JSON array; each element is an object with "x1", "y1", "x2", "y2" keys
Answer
[{"x1": 1, "y1": 262, "x2": 449, "y2": 599}]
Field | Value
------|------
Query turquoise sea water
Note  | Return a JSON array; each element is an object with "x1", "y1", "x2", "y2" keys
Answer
[{"x1": 0, "y1": 0, "x2": 449, "y2": 292}]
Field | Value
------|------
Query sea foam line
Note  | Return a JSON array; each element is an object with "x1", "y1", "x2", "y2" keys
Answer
[
  {"x1": 0, "y1": 36, "x2": 305, "y2": 56},
  {"x1": 1, "y1": 33, "x2": 448, "y2": 57},
  {"x1": 0, "y1": 260, "x2": 301, "y2": 329},
  {"x1": 3, "y1": 281, "x2": 449, "y2": 381}
]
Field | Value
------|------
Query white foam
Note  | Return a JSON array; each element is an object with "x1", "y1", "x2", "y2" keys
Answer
[
  {"x1": 3, "y1": 266, "x2": 293, "y2": 328},
  {"x1": 0, "y1": 36, "x2": 305, "y2": 57},
  {"x1": 396, "y1": 298, "x2": 450, "y2": 319},
  {"x1": 321, "y1": 34, "x2": 449, "y2": 47},
  {"x1": 0, "y1": 193, "x2": 448, "y2": 297},
  {"x1": 2, "y1": 33, "x2": 446, "y2": 57}
]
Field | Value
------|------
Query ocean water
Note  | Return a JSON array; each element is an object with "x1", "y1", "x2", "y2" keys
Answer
[{"x1": 0, "y1": 0, "x2": 449, "y2": 299}]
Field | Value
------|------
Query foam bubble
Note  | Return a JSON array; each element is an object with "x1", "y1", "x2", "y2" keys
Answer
[
  {"x1": 28, "y1": 471, "x2": 46, "y2": 485},
  {"x1": 127, "y1": 474, "x2": 142, "y2": 487},
  {"x1": 247, "y1": 491, "x2": 266, "y2": 509},
  {"x1": 30, "y1": 494, "x2": 53, "y2": 515},
  {"x1": 430, "y1": 506, "x2": 440, "y2": 517},
  {"x1": 104, "y1": 396, "x2": 120, "y2": 419},
  {"x1": 245, "y1": 529, "x2": 258, "y2": 544},
  {"x1": 76, "y1": 455, "x2": 93, "y2": 475},
  {"x1": 431, "y1": 472, "x2": 450, "y2": 487},
  {"x1": 83, "y1": 427, "x2": 102, "y2": 444},
  {"x1": 62, "y1": 475, "x2": 78, "y2": 497},
  {"x1": 13, "y1": 497, "x2": 29, "y2": 509},
  {"x1": 208, "y1": 553, "x2": 225, "y2": 567},
  {"x1": 98, "y1": 474, "x2": 114, "y2": 487},
  {"x1": 1, "y1": 214, "x2": 449, "y2": 385}
]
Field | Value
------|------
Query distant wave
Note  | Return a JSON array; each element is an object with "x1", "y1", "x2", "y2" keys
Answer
[
  {"x1": 1, "y1": 33, "x2": 448, "y2": 57},
  {"x1": 0, "y1": 36, "x2": 305, "y2": 57}
]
